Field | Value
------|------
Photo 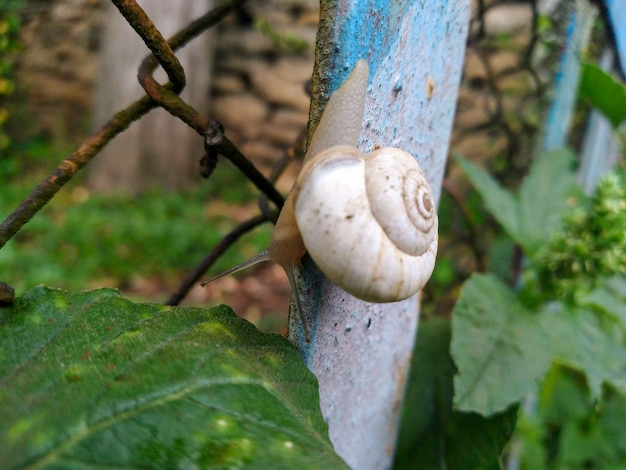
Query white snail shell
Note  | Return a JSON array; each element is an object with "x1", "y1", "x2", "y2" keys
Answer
[
  {"x1": 203, "y1": 59, "x2": 438, "y2": 328},
  {"x1": 291, "y1": 145, "x2": 438, "y2": 302}
]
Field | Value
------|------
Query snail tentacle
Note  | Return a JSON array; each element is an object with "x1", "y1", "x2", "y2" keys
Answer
[{"x1": 200, "y1": 249, "x2": 272, "y2": 286}]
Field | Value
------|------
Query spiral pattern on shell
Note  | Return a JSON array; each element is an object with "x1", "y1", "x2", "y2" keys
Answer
[{"x1": 292, "y1": 145, "x2": 438, "y2": 302}]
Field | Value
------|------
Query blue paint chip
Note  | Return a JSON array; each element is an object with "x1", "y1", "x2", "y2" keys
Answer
[{"x1": 328, "y1": 1, "x2": 414, "y2": 93}]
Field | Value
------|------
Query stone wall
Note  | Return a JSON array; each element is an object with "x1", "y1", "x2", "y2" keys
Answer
[
  {"x1": 13, "y1": 0, "x2": 538, "y2": 179},
  {"x1": 14, "y1": 0, "x2": 105, "y2": 144},
  {"x1": 13, "y1": 0, "x2": 319, "y2": 179},
  {"x1": 208, "y1": 0, "x2": 319, "y2": 180}
]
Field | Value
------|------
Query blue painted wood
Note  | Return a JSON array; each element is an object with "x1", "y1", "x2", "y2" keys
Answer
[
  {"x1": 603, "y1": 0, "x2": 626, "y2": 76},
  {"x1": 579, "y1": 49, "x2": 623, "y2": 193},
  {"x1": 287, "y1": 1, "x2": 471, "y2": 468},
  {"x1": 543, "y1": 2, "x2": 595, "y2": 151},
  {"x1": 544, "y1": 1, "x2": 623, "y2": 190}
]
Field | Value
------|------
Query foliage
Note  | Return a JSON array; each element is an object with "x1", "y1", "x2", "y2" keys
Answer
[
  {"x1": 448, "y1": 151, "x2": 626, "y2": 468},
  {"x1": 531, "y1": 170, "x2": 626, "y2": 303},
  {"x1": 0, "y1": 286, "x2": 348, "y2": 469},
  {"x1": 2, "y1": 2, "x2": 626, "y2": 468},
  {"x1": 394, "y1": 317, "x2": 517, "y2": 470},
  {"x1": 579, "y1": 63, "x2": 626, "y2": 128},
  {"x1": 254, "y1": 17, "x2": 310, "y2": 54},
  {"x1": 0, "y1": 158, "x2": 272, "y2": 296},
  {"x1": 453, "y1": 149, "x2": 583, "y2": 256},
  {"x1": 0, "y1": 0, "x2": 21, "y2": 152}
]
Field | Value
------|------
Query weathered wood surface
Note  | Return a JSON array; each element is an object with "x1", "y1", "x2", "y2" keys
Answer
[
  {"x1": 288, "y1": 1, "x2": 471, "y2": 468},
  {"x1": 88, "y1": 0, "x2": 214, "y2": 194}
]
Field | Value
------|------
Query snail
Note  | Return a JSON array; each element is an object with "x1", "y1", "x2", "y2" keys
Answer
[{"x1": 202, "y1": 60, "x2": 438, "y2": 339}]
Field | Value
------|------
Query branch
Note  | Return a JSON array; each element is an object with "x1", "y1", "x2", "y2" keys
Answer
[
  {"x1": 204, "y1": 122, "x2": 285, "y2": 209},
  {"x1": 0, "y1": 97, "x2": 154, "y2": 249},
  {"x1": 166, "y1": 214, "x2": 270, "y2": 306}
]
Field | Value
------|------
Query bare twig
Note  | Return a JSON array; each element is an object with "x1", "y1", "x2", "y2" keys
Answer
[
  {"x1": 258, "y1": 127, "x2": 307, "y2": 221},
  {"x1": 0, "y1": 281, "x2": 15, "y2": 305},
  {"x1": 167, "y1": 110, "x2": 304, "y2": 306},
  {"x1": 166, "y1": 214, "x2": 271, "y2": 306},
  {"x1": 0, "y1": 97, "x2": 154, "y2": 249}
]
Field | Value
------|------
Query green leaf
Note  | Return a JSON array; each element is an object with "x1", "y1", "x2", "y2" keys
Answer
[
  {"x1": 538, "y1": 366, "x2": 591, "y2": 425},
  {"x1": 528, "y1": 367, "x2": 626, "y2": 469},
  {"x1": 453, "y1": 154, "x2": 520, "y2": 241},
  {"x1": 597, "y1": 389, "x2": 626, "y2": 457},
  {"x1": 545, "y1": 305, "x2": 626, "y2": 399},
  {"x1": 517, "y1": 148, "x2": 581, "y2": 253},
  {"x1": 579, "y1": 62, "x2": 626, "y2": 128},
  {"x1": 0, "y1": 287, "x2": 347, "y2": 469},
  {"x1": 537, "y1": 367, "x2": 626, "y2": 468},
  {"x1": 394, "y1": 318, "x2": 516, "y2": 470},
  {"x1": 451, "y1": 274, "x2": 552, "y2": 415},
  {"x1": 582, "y1": 276, "x2": 626, "y2": 327},
  {"x1": 454, "y1": 151, "x2": 581, "y2": 255}
]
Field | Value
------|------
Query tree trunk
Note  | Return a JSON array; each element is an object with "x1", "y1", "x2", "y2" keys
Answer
[
  {"x1": 87, "y1": 0, "x2": 214, "y2": 194},
  {"x1": 289, "y1": 1, "x2": 471, "y2": 469}
]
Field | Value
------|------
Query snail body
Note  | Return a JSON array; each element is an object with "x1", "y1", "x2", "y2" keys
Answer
[{"x1": 203, "y1": 60, "x2": 438, "y2": 337}]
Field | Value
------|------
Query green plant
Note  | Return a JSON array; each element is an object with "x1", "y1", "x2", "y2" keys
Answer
[
  {"x1": 419, "y1": 150, "x2": 626, "y2": 469},
  {"x1": 531, "y1": 169, "x2": 626, "y2": 303},
  {"x1": 0, "y1": 162, "x2": 271, "y2": 297},
  {"x1": 579, "y1": 63, "x2": 626, "y2": 128},
  {"x1": 0, "y1": 136, "x2": 271, "y2": 300},
  {"x1": 0, "y1": 287, "x2": 347, "y2": 469},
  {"x1": 254, "y1": 17, "x2": 309, "y2": 54}
]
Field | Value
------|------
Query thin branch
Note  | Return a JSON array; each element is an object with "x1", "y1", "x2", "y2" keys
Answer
[
  {"x1": 141, "y1": 0, "x2": 251, "y2": 78},
  {"x1": 166, "y1": 214, "x2": 270, "y2": 306},
  {"x1": 0, "y1": 97, "x2": 154, "y2": 249},
  {"x1": 258, "y1": 127, "x2": 307, "y2": 221}
]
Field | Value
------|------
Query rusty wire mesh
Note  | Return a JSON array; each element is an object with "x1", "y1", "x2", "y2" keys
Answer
[{"x1": 0, "y1": 0, "x2": 615, "y2": 313}]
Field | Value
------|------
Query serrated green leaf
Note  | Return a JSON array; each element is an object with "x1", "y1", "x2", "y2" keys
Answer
[
  {"x1": 546, "y1": 305, "x2": 626, "y2": 399},
  {"x1": 517, "y1": 148, "x2": 581, "y2": 253},
  {"x1": 597, "y1": 389, "x2": 626, "y2": 457},
  {"x1": 0, "y1": 287, "x2": 347, "y2": 469},
  {"x1": 531, "y1": 367, "x2": 626, "y2": 469},
  {"x1": 453, "y1": 154, "x2": 520, "y2": 240},
  {"x1": 538, "y1": 366, "x2": 591, "y2": 425},
  {"x1": 451, "y1": 274, "x2": 552, "y2": 415},
  {"x1": 394, "y1": 318, "x2": 516, "y2": 470},
  {"x1": 540, "y1": 369, "x2": 626, "y2": 468},
  {"x1": 583, "y1": 276, "x2": 626, "y2": 327},
  {"x1": 454, "y1": 151, "x2": 581, "y2": 255},
  {"x1": 579, "y1": 62, "x2": 626, "y2": 128}
]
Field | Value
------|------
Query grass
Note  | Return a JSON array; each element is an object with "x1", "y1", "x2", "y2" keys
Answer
[{"x1": 0, "y1": 142, "x2": 275, "y2": 301}]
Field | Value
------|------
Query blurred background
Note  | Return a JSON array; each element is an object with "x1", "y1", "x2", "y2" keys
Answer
[{"x1": 0, "y1": 0, "x2": 623, "y2": 332}]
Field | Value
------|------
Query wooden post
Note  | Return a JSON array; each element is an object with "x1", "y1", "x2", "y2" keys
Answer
[
  {"x1": 288, "y1": 2, "x2": 470, "y2": 468},
  {"x1": 88, "y1": 0, "x2": 214, "y2": 194}
]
